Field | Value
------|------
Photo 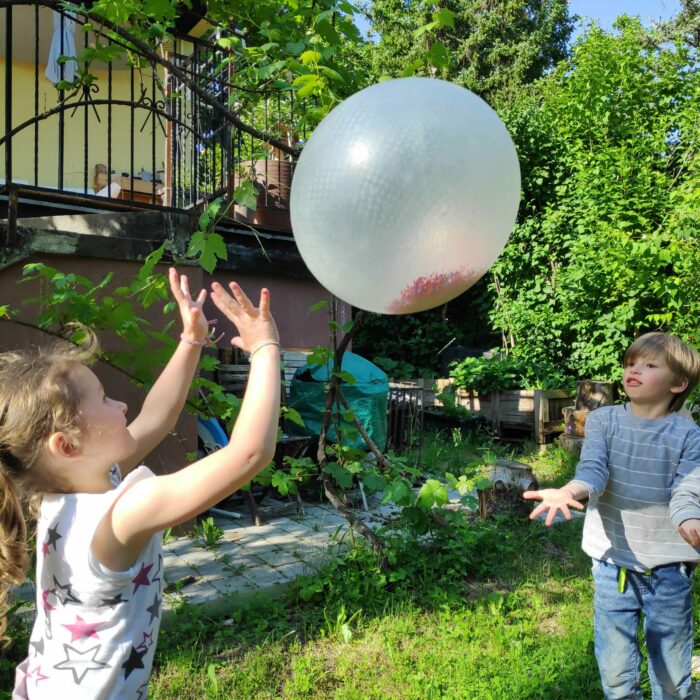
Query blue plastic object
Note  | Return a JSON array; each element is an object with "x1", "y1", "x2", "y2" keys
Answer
[{"x1": 197, "y1": 416, "x2": 228, "y2": 453}]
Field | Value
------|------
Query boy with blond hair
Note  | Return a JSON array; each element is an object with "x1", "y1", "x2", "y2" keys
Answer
[{"x1": 525, "y1": 332, "x2": 700, "y2": 700}]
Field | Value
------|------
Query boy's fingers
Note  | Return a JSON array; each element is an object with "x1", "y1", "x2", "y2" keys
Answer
[
  {"x1": 195, "y1": 288, "x2": 207, "y2": 305},
  {"x1": 180, "y1": 274, "x2": 190, "y2": 297},
  {"x1": 545, "y1": 507, "x2": 561, "y2": 526},
  {"x1": 522, "y1": 491, "x2": 541, "y2": 500},
  {"x1": 529, "y1": 503, "x2": 547, "y2": 520}
]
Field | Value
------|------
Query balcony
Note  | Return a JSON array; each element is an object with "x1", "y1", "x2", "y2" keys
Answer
[{"x1": 0, "y1": 1, "x2": 302, "y2": 243}]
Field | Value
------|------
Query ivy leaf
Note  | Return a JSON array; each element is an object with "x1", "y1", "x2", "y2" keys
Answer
[
  {"x1": 434, "y1": 7, "x2": 454, "y2": 28},
  {"x1": 413, "y1": 20, "x2": 439, "y2": 39},
  {"x1": 333, "y1": 370, "x2": 356, "y2": 385},
  {"x1": 361, "y1": 471, "x2": 387, "y2": 493},
  {"x1": 417, "y1": 479, "x2": 448, "y2": 508},
  {"x1": 271, "y1": 470, "x2": 296, "y2": 496},
  {"x1": 282, "y1": 406, "x2": 305, "y2": 427},
  {"x1": 307, "y1": 346, "x2": 331, "y2": 366},
  {"x1": 427, "y1": 42, "x2": 451, "y2": 69},
  {"x1": 299, "y1": 50, "x2": 322, "y2": 66},
  {"x1": 381, "y1": 478, "x2": 412, "y2": 505},
  {"x1": 234, "y1": 180, "x2": 259, "y2": 210},
  {"x1": 325, "y1": 462, "x2": 353, "y2": 489},
  {"x1": 308, "y1": 300, "x2": 329, "y2": 313}
]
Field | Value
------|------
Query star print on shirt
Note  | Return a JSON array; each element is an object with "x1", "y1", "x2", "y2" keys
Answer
[
  {"x1": 53, "y1": 575, "x2": 81, "y2": 605},
  {"x1": 62, "y1": 615, "x2": 104, "y2": 642},
  {"x1": 41, "y1": 541, "x2": 50, "y2": 556},
  {"x1": 53, "y1": 643, "x2": 110, "y2": 684},
  {"x1": 151, "y1": 554, "x2": 163, "y2": 588},
  {"x1": 99, "y1": 592, "x2": 128, "y2": 608},
  {"x1": 45, "y1": 525, "x2": 63, "y2": 551},
  {"x1": 29, "y1": 664, "x2": 49, "y2": 685},
  {"x1": 41, "y1": 589, "x2": 56, "y2": 613},
  {"x1": 145, "y1": 592, "x2": 161, "y2": 624},
  {"x1": 131, "y1": 562, "x2": 153, "y2": 593},
  {"x1": 136, "y1": 631, "x2": 153, "y2": 652},
  {"x1": 136, "y1": 681, "x2": 150, "y2": 700},
  {"x1": 121, "y1": 645, "x2": 147, "y2": 679},
  {"x1": 31, "y1": 638, "x2": 45, "y2": 655}
]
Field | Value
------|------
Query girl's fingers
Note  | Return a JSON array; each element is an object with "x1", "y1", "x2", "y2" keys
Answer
[
  {"x1": 258, "y1": 288, "x2": 271, "y2": 318},
  {"x1": 195, "y1": 288, "x2": 207, "y2": 305},
  {"x1": 180, "y1": 274, "x2": 190, "y2": 298},
  {"x1": 228, "y1": 282, "x2": 255, "y2": 313},
  {"x1": 169, "y1": 268, "x2": 185, "y2": 304},
  {"x1": 211, "y1": 284, "x2": 241, "y2": 318}
]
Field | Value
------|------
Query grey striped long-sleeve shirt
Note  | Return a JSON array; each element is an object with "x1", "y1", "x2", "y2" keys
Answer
[{"x1": 570, "y1": 404, "x2": 700, "y2": 572}]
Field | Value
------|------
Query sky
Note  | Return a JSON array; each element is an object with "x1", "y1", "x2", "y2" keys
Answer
[{"x1": 568, "y1": 0, "x2": 681, "y2": 33}]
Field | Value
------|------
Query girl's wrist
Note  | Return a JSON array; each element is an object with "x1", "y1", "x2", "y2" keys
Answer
[
  {"x1": 180, "y1": 332, "x2": 210, "y2": 347},
  {"x1": 180, "y1": 320, "x2": 225, "y2": 348},
  {"x1": 249, "y1": 341, "x2": 281, "y2": 359}
]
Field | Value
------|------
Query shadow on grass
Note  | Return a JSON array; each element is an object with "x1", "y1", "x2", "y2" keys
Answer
[{"x1": 0, "y1": 434, "x2": 658, "y2": 699}]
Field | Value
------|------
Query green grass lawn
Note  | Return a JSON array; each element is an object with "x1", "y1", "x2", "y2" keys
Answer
[
  {"x1": 148, "y1": 431, "x2": 600, "y2": 699},
  {"x1": 2, "y1": 430, "x2": 696, "y2": 698},
  {"x1": 148, "y1": 519, "x2": 598, "y2": 699}
]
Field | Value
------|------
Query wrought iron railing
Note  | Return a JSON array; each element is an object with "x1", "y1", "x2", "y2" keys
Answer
[{"x1": 0, "y1": 0, "x2": 302, "y2": 240}]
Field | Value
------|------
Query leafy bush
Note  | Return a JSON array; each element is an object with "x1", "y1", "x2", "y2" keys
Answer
[
  {"x1": 448, "y1": 354, "x2": 573, "y2": 394},
  {"x1": 432, "y1": 385, "x2": 474, "y2": 420}
]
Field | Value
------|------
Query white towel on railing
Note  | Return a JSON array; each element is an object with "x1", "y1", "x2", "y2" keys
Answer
[{"x1": 45, "y1": 10, "x2": 78, "y2": 85}]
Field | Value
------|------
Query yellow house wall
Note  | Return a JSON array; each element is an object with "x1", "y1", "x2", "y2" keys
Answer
[{"x1": 0, "y1": 60, "x2": 166, "y2": 190}]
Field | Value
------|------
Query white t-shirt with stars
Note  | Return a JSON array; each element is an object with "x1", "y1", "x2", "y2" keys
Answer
[{"x1": 13, "y1": 466, "x2": 163, "y2": 699}]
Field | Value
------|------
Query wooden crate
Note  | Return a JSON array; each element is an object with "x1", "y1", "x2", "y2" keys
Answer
[
  {"x1": 434, "y1": 379, "x2": 573, "y2": 445},
  {"x1": 282, "y1": 349, "x2": 312, "y2": 397},
  {"x1": 216, "y1": 363, "x2": 250, "y2": 395}
]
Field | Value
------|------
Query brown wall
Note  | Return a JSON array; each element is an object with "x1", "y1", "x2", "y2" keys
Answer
[{"x1": 0, "y1": 253, "x2": 347, "y2": 481}]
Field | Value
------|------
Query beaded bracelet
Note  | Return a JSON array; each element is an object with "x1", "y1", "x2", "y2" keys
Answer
[{"x1": 249, "y1": 341, "x2": 281, "y2": 359}]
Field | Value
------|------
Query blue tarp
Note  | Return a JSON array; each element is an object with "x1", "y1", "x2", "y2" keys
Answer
[{"x1": 287, "y1": 352, "x2": 388, "y2": 451}]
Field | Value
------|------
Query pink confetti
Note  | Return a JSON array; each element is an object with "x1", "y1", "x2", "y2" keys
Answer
[{"x1": 388, "y1": 268, "x2": 483, "y2": 313}]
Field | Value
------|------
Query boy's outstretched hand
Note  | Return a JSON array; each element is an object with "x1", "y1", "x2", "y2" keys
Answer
[
  {"x1": 523, "y1": 488, "x2": 585, "y2": 526},
  {"x1": 678, "y1": 519, "x2": 700, "y2": 547},
  {"x1": 210, "y1": 281, "x2": 279, "y2": 353},
  {"x1": 169, "y1": 267, "x2": 209, "y2": 343}
]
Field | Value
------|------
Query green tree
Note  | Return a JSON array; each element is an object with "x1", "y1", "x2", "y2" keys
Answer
[
  {"x1": 365, "y1": 0, "x2": 574, "y2": 101},
  {"x1": 492, "y1": 17, "x2": 700, "y2": 380}
]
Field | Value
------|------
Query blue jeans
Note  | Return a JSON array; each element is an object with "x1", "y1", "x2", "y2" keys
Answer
[{"x1": 592, "y1": 558, "x2": 694, "y2": 699}]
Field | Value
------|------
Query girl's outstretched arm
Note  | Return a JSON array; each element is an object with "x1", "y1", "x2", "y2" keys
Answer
[
  {"x1": 120, "y1": 267, "x2": 209, "y2": 475},
  {"x1": 94, "y1": 281, "x2": 281, "y2": 571}
]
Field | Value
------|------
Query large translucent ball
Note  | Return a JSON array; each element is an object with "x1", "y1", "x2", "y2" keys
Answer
[{"x1": 290, "y1": 77, "x2": 521, "y2": 315}]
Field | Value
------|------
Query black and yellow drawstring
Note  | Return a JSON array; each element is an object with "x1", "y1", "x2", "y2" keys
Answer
[{"x1": 617, "y1": 566, "x2": 653, "y2": 593}]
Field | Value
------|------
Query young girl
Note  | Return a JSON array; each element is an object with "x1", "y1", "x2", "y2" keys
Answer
[{"x1": 3, "y1": 268, "x2": 281, "y2": 699}]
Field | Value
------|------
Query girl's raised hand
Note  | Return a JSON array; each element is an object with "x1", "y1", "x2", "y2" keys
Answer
[
  {"x1": 169, "y1": 268, "x2": 209, "y2": 343},
  {"x1": 210, "y1": 281, "x2": 279, "y2": 353}
]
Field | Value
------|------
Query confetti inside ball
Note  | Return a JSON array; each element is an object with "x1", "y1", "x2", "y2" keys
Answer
[{"x1": 290, "y1": 77, "x2": 521, "y2": 314}]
